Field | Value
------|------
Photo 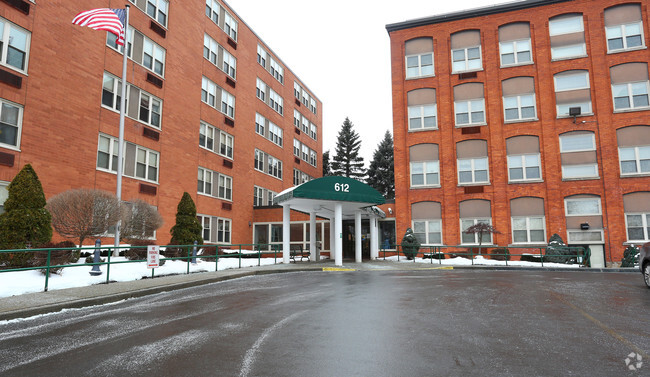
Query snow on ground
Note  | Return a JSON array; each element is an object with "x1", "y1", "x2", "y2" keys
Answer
[
  {"x1": 0, "y1": 252, "x2": 279, "y2": 298},
  {"x1": 383, "y1": 255, "x2": 582, "y2": 268}
]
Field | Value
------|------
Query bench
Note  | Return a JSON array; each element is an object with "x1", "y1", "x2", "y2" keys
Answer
[{"x1": 290, "y1": 244, "x2": 310, "y2": 263}]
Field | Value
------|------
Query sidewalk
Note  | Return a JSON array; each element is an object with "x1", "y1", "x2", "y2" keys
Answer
[{"x1": 0, "y1": 259, "x2": 636, "y2": 321}]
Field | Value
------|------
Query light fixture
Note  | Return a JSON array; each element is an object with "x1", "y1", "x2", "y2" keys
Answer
[
  {"x1": 580, "y1": 223, "x2": 589, "y2": 230},
  {"x1": 569, "y1": 107, "x2": 581, "y2": 123}
]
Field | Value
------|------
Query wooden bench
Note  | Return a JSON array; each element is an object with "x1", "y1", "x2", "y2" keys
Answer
[{"x1": 290, "y1": 244, "x2": 310, "y2": 262}]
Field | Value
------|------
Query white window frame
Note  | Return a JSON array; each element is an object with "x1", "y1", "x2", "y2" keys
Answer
[
  {"x1": 293, "y1": 139, "x2": 300, "y2": 157},
  {"x1": 198, "y1": 167, "x2": 213, "y2": 196},
  {"x1": 507, "y1": 154, "x2": 542, "y2": 182},
  {"x1": 619, "y1": 145, "x2": 650, "y2": 175},
  {"x1": 199, "y1": 121, "x2": 216, "y2": 153},
  {"x1": 218, "y1": 130, "x2": 234, "y2": 159},
  {"x1": 559, "y1": 133, "x2": 595, "y2": 153},
  {"x1": 612, "y1": 81, "x2": 650, "y2": 111},
  {"x1": 0, "y1": 17, "x2": 31, "y2": 74},
  {"x1": 221, "y1": 90, "x2": 235, "y2": 118},
  {"x1": 269, "y1": 89, "x2": 283, "y2": 115},
  {"x1": 310, "y1": 123, "x2": 317, "y2": 140},
  {"x1": 549, "y1": 15, "x2": 586, "y2": 60},
  {"x1": 309, "y1": 150, "x2": 317, "y2": 167},
  {"x1": 224, "y1": 12, "x2": 238, "y2": 41},
  {"x1": 511, "y1": 216, "x2": 546, "y2": 244},
  {"x1": 218, "y1": 174, "x2": 232, "y2": 201},
  {"x1": 451, "y1": 46, "x2": 482, "y2": 73},
  {"x1": 625, "y1": 213, "x2": 650, "y2": 242},
  {"x1": 460, "y1": 218, "x2": 493, "y2": 245},
  {"x1": 254, "y1": 186, "x2": 264, "y2": 207},
  {"x1": 0, "y1": 98, "x2": 23, "y2": 150},
  {"x1": 270, "y1": 58, "x2": 284, "y2": 84},
  {"x1": 199, "y1": 215, "x2": 212, "y2": 242},
  {"x1": 412, "y1": 219, "x2": 443, "y2": 245},
  {"x1": 562, "y1": 164, "x2": 599, "y2": 179},
  {"x1": 405, "y1": 52, "x2": 434, "y2": 78},
  {"x1": 142, "y1": 37, "x2": 165, "y2": 77},
  {"x1": 205, "y1": 0, "x2": 220, "y2": 25},
  {"x1": 454, "y1": 99, "x2": 485, "y2": 127},
  {"x1": 408, "y1": 104, "x2": 437, "y2": 130},
  {"x1": 564, "y1": 197, "x2": 601, "y2": 216},
  {"x1": 310, "y1": 98, "x2": 317, "y2": 114},
  {"x1": 268, "y1": 122, "x2": 283, "y2": 147},
  {"x1": 503, "y1": 94, "x2": 536, "y2": 122},
  {"x1": 410, "y1": 161, "x2": 440, "y2": 187},
  {"x1": 145, "y1": 0, "x2": 168, "y2": 27},
  {"x1": 499, "y1": 39, "x2": 532, "y2": 67},
  {"x1": 256, "y1": 78, "x2": 266, "y2": 101},
  {"x1": 97, "y1": 134, "x2": 159, "y2": 183},
  {"x1": 606, "y1": 21, "x2": 645, "y2": 53},
  {"x1": 554, "y1": 71, "x2": 592, "y2": 116},
  {"x1": 102, "y1": 72, "x2": 162, "y2": 129},
  {"x1": 457, "y1": 157, "x2": 489, "y2": 185}
]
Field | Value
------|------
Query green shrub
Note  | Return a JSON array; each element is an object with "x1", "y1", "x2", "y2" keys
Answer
[
  {"x1": 621, "y1": 245, "x2": 639, "y2": 267},
  {"x1": 490, "y1": 248, "x2": 510, "y2": 261},
  {"x1": 400, "y1": 228, "x2": 420, "y2": 260},
  {"x1": 0, "y1": 164, "x2": 52, "y2": 267}
]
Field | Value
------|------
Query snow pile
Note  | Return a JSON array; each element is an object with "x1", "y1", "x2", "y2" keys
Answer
[{"x1": 383, "y1": 255, "x2": 582, "y2": 268}]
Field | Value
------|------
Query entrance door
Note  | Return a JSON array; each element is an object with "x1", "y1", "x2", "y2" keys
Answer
[{"x1": 342, "y1": 219, "x2": 370, "y2": 259}]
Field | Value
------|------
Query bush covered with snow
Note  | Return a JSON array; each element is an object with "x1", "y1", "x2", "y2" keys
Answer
[{"x1": 401, "y1": 228, "x2": 420, "y2": 260}]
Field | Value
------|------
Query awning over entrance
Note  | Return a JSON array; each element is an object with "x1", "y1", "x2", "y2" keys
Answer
[{"x1": 273, "y1": 176, "x2": 386, "y2": 266}]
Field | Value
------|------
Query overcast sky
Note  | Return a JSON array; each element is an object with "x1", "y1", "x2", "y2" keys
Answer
[{"x1": 230, "y1": 0, "x2": 518, "y2": 165}]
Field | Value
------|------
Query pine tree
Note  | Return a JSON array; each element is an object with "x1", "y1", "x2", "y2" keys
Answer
[
  {"x1": 331, "y1": 117, "x2": 365, "y2": 179},
  {"x1": 322, "y1": 150, "x2": 332, "y2": 177},
  {"x1": 366, "y1": 131, "x2": 395, "y2": 199},
  {"x1": 168, "y1": 192, "x2": 203, "y2": 257},
  {"x1": 0, "y1": 164, "x2": 52, "y2": 265}
]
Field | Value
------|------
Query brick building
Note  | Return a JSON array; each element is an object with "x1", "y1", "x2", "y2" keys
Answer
[
  {"x1": 386, "y1": 0, "x2": 650, "y2": 266},
  {"x1": 0, "y1": 0, "x2": 322, "y2": 247}
]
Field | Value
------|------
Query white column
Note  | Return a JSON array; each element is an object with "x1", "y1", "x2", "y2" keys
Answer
[
  {"x1": 282, "y1": 205, "x2": 291, "y2": 264},
  {"x1": 354, "y1": 211, "x2": 362, "y2": 263},
  {"x1": 310, "y1": 211, "x2": 317, "y2": 262},
  {"x1": 370, "y1": 217, "x2": 378, "y2": 260},
  {"x1": 329, "y1": 217, "x2": 335, "y2": 261},
  {"x1": 335, "y1": 203, "x2": 343, "y2": 266}
]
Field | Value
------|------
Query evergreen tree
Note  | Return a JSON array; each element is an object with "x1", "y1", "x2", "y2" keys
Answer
[
  {"x1": 322, "y1": 150, "x2": 332, "y2": 177},
  {"x1": 366, "y1": 131, "x2": 395, "y2": 199},
  {"x1": 331, "y1": 117, "x2": 365, "y2": 179},
  {"x1": 169, "y1": 192, "x2": 203, "y2": 247},
  {"x1": 0, "y1": 164, "x2": 52, "y2": 264}
]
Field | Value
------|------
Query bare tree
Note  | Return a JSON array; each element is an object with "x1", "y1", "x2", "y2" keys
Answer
[
  {"x1": 463, "y1": 222, "x2": 501, "y2": 255},
  {"x1": 120, "y1": 200, "x2": 163, "y2": 242},
  {"x1": 46, "y1": 189, "x2": 121, "y2": 246}
]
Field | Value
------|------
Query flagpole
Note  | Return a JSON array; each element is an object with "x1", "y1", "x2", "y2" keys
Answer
[{"x1": 113, "y1": 4, "x2": 129, "y2": 257}]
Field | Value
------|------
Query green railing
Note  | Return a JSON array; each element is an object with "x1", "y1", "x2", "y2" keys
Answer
[
  {"x1": 0, "y1": 243, "x2": 283, "y2": 292},
  {"x1": 381, "y1": 245, "x2": 591, "y2": 267}
]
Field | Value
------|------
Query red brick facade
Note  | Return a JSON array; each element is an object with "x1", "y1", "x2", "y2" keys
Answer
[
  {"x1": 0, "y1": 1, "x2": 321, "y2": 245},
  {"x1": 387, "y1": 0, "x2": 650, "y2": 264}
]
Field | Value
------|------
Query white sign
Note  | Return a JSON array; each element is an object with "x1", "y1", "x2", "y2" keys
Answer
[{"x1": 147, "y1": 245, "x2": 160, "y2": 269}]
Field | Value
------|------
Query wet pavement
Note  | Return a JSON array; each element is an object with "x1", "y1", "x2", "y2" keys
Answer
[{"x1": 0, "y1": 269, "x2": 648, "y2": 376}]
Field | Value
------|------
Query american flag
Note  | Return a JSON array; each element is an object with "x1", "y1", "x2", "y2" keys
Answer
[{"x1": 72, "y1": 8, "x2": 126, "y2": 46}]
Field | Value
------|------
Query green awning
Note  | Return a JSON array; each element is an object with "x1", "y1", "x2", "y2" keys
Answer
[{"x1": 274, "y1": 176, "x2": 385, "y2": 206}]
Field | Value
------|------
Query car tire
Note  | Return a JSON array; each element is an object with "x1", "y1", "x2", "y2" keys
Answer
[{"x1": 645, "y1": 263, "x2": 650, "y2": 289}]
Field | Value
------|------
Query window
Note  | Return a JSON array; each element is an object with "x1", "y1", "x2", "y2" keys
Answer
[
  {"x1": 565, "y1": 197, "x2": 600, "y2": 216},
  {"x1": 619, "y1": 146, "x2": 650, "y2": 175},
  {"x1": 97, "y1": 134, "x2": 159, "y2": 183},
  {"x1": 102, "y1": 73, "x2": 162, "y2": 129},
  {"x1": 512, "y1": 217, "x2": 546, "y2": 244},
  {"x1": 455, "y1": 100, "x2": 485, "y2": 126},
  {"x1": 293, "y1": 169, "x2": 312, "y2": 185},
  {"x1": 626, "y1": 213, "x2": 650, "y2": 241},
  {"x1": 310, "y1": 123, "x2": 317, "y2": 140},
  {"x1": 406, "y1": 54, "x2": 434, "y2": 78},
  {"x1": 458, "y1": 157, "x2": 488, "y2": 184},
  {"x1": 451, "y1": 30, "x2": 481, "y2": 73},
  {"x1": 293, "y1": 139, "x2": 300, "y2": 157},
  {"x1": 413, "y1": 220, "x2": 442, "y2": 245},
  {"x1": 564, "y1": 196, "x2": 603, "y2": 243},
  {"x1": 310, "y1": 150, "x2": 317, "y2": 167},
  {"x1": 460, "y1": 219, "x2": 492, "y2": 244},
  {"x1": 205, "y1": 0, "x2": 220, "y2": 24},
  {"x1": 560, "y1": 132, "x2": 598, "y2": 179},
  {"x1": 202, "y1": 76, "x2": 236, "y2": 118},
  {"x1": 310, "y1": 98, "x2": 317, "y2": 114},
  {"x1": 499, "y1": 23, "x2": 532, "y2": 66},
  {"x1": 204, "y1": 34, "x2": 236, "y2": 79},
  {"x1": 270, "y1": 59, "x2": 284, "y2": 84},
  {"x1": 268, "y1": 122, "x2": 283, "y2": 147},
  {"x1": 142, "y1": 38, "x2": 165, "y2": 76},
  {"x1": 624, "y1": 192, "x2": 650, "y2": 241},
  {"x1": 0, "y1": 98, "x2": 23, "y2": 149},
  {"x1": 217, "y1": 218, "x2": 231, "y2": 243},
  {"x1": 405, "y1": 36, "x2": 434, "y2": 78},
  {"x1": 605, "y1": 4, "x2": 644, "y2": 52},
  {"x1": 145, "y1": 0, "x2": 168, "y2": 26},
  {"x1": 197, "y1": 215, "x2": 232, "y2": 244},
  {"x1": 201, "y1": 76, "x2": 216, "y2": 107},
  {"x1": 199, "y1": 122, "x2": 215, "y2": 152},
  {"x1": 200, "y1": 215, "x2": 211, "y2": 242},
  {"x1": 294, "y1": 82, "x2": 301, "y2": 99},
  {"x1": 507, "y1": 154, "x2": 541, "y2": 182},
  {"x1": 409, "y1": 105, "x2": 436, "y2": 130},
  {"x1": 224, "y1": 13, "x2": 237, "y2": 41},
  {"x1": 0, "y1": 17, "x2": 31, "y2": 73},
  {"x1": 109, "y1": 27, "x2": 165, "y2": 77},
  {"x1": 256, "y1": 113, "x2": 282, "y2": 147},
  {"x1": 504, "y1": 95, "x2": 535, "y2": 121},
  {"x1": 613, "y1": 82, "x2": 650, "y2": 110},
  {"x1": 269, "y1": 90, "x2": 283, "y2": 115},
  {"x1": 198, "y1": 167, "x2": 232, "y2": 200},
  {"x1": 254, "y1": 186, "x2": 277, "y2": 207},
  {"x1": 293, "y1": 110, "x2": 300, "y2": 128},
  {"x1": 410, "y1": 161, "x2": 439, "y2": 187},
  {"x1": 301, "y1": 144, "x2": 309, "y2": 162},
  {"x1": 554, "y1": 70, "x2": 591, "y2": 116},
  {"x1": 198, "y1": 167, "x2": 213, "y2": 195},
  {"x1": 454, "y1": 83, "x2": 485, "y2": 126},
  {"x1": 256, "y1": 78, "x2": 266, "y2": 101},
  {"x1": 257, "y1": 45, "x2": 267, "y2": 67},
  {"x1": 219, "y1": 131, "x2": 233, "y2": 158},
  {"x1": 255, "y1": 149, "x2": 282, "y2": 179},
  {"x1": 221, "y1": 91, "x2": 235, "y2": 118},
  {"x1": 549, "y1": 14, "x2": 586, "y2": 60}
]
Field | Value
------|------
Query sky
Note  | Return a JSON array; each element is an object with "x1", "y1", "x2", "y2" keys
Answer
[{"x1": 229, "y1": 0, "x2": 519, "y2": 166}]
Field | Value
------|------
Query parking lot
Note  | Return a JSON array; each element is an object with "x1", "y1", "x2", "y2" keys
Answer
[{"x1": 0, "y1": 269, "x2": 648, "y2": 376}]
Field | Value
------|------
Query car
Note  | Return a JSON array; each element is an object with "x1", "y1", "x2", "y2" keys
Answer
[{"x1": 641, "y1": 243, "x2": 650, "y2": 288}]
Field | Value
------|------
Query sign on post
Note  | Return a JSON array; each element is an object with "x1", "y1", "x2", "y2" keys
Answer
[{"x1": 147, "y1": 245, "x2": 160, "y2": 269}]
